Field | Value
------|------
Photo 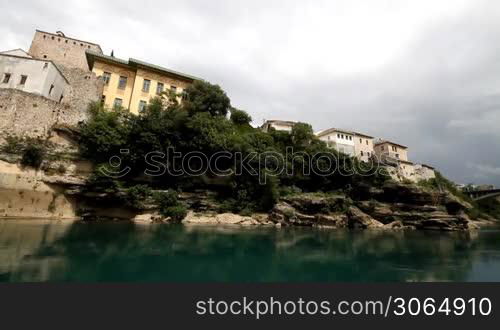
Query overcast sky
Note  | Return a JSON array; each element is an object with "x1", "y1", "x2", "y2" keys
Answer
[{"x1": 2, "y1": 0, "x2": 500, "y2": 185}]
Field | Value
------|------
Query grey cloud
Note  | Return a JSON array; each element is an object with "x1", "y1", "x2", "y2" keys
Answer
[{"x1": 1, "y1": 0, "x2": 500, "y2": 185}]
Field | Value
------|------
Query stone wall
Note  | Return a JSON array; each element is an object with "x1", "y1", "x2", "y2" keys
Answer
[
  {"x1": 0, "y1": 64, "x2": 103, "y2": 141},
  {"x1": 0, "y1": 89, "x2": 60, "y2": 140},
  {"x1": 59, "y1": 65, "x2": 104, "y2": 116}
]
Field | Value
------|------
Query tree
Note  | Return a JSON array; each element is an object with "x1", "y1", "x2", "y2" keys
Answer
[
  {"x1": 290, "y1": 122, "x2": 315, "y2": 148},
  {"x1": 78, "y1": 102, "x2": 131, "y2": 162},
  {"x1": 230, "y1": 108, "x2": 252, "y2": 125},
  {"x1": 183, "y1": 80, "x2": 231, "y2": 117}
]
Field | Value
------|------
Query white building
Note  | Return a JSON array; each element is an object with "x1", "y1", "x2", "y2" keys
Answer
[
  {"x1": 316, "y1": 128, "x2": 356, "y2": 157},
  {"x1": 261, "y1": 120, "x2": 297, "y2": 132},
  {"x1": 0, "y1": 49, "x2": 69, "y2": 102}
]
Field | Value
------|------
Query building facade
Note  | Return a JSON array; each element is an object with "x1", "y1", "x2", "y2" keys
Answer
[
  {"x1": 353, "y1": 132, "x2": 375, "y2": 162},
  {"x1": 28, "y1": 30, "x2": 103, "y2": 70},
  {"x1": 316, "y1": 128, "x2": 375, "y2": 160},
  {"x1": 261, "y1": 120, "x2": 297, "y2": 132},
  {"x1": 86, "y1": 51, "x2": 199, "y2": 114},
  {"x1": 0, "y1": 49, "x2": 69, "y2": 102},
  {"x1": 316, "y1": 128, "x2": 356, "y2": 156},
  {"x1": 373, "y1": 140, "x2": 409, "y2": 162}
]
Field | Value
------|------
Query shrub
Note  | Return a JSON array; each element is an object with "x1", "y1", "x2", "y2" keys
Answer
[
  {"x1": 21, "y1": 144, "x2": 46, "y2": 169},
  {"x1": 279, "y1": 185, "x2": 302, "y2": 197},
  {"x1": 0, "y1": 135, "x2": 25, "y2": 154},
  {"x1": 57, "y1": 164, "x2": 67, "y2": 174},
  {"x1": 124, "y1": 185, "x2": 152, "y2": 209},
  {"x1": 161, "y1": 205, "x2": 188, "y2": 222},
  {"x1": 154, "y1": 190, "x2": 187, "y2": 222}
]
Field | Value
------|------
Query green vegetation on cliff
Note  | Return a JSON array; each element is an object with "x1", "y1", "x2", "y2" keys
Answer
[{"x1": 77, "y1": 80, "x2": 387, "y2": 214}]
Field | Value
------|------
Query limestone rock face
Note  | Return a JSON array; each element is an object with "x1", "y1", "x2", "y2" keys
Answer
[
  {"x1": 182, "y1": 211, "x2": 272, "y2": 226},
  {"x1": 346, "y1": 207, "x2": 384, "y2": 229},
  {"x1": 268, "y1": 200, "x2": 383, "y2": 229},
  {"x1": 281, "y1": 194, "x2": 348, "y2": 214},
  {"x1": 268, "y1": 182, "x2": 480, "y2": 231}
]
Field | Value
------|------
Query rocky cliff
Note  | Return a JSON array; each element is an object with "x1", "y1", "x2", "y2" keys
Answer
[
  {"x1": 268, "y1": 183, "x2": 477, "y2": 231},
  {"x1": 0, "y1": 149, "x2": 489, "y2": 231}
]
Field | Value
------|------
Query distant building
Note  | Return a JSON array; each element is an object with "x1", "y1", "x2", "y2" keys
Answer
[
  {"x1": 261, "y1": 120, "x2": 297, "y2": 132},
  {"x1": 373, "y1": 139, "x2": 409, "y2": 163},
  {"x1": 85, "y1": 51, "x2": 200, "y2": 114},
  {"x1": 316, "y1": 128, "x2": 375, "y2": 160},
  {"x1": 399, "y1": 160, "x2": 416, "y2": 180},
  {"x1": 316, "y1": 128, "x2": 356, "y2": 156},
  {"x1": 353, "y1": 131, "x2": 375, "y2": 162},
  {"x1": 28, "y1": 30, "x2": 103, "y2": 70},
  {"x1": 0, "y1": 49, "x2": 69, "y2": 102}
]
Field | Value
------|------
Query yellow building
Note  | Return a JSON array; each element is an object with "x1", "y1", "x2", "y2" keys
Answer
[{"x1": 85, "y1": 50, "x2": 200, "y2": 114}]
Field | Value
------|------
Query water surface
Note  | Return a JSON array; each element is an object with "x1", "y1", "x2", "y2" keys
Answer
[{"x1": 0, "y1": 220, "x2": 499, "y2": 282}]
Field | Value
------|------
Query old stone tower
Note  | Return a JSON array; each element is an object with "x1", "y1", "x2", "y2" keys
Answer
[
  {"x1": 28, "y1": 30, "x2": 103, "y2": 70},
  {"x1": 0, "y1": 30, "x2": 104, "y2": 141}
]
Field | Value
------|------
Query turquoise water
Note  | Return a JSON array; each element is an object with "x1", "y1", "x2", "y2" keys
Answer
[{"x1": 0, "y1": 220, "x2": 499, "y2": 282}]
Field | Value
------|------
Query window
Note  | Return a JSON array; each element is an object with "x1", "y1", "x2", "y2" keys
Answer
[
  {"x1": 118, "y1": 76, "x2": 127, "y2": 89},
  {"x1": 49, "y1": 84, "x2": 54, "y2": 96},
  {"x1": 43, "y1": 55, "x2": 47, "y2": 59},
  {"x1": 142, "y1": 79, "x2": 151, "y2": 92},
  {"x1": 2, "y1": 73, "x2": 11, "y2": 84},
  {"x1": 367, "y1": 152, "x2": 370, "y2": 156},
  {"x1": 101, "y1": 95, "x2": 106, "y2": 105},
  {"x1": 19, "y1": 75, "x2": 28, "y2": 85},
  {"x1": 156, "y1": 82, "x2": 164, "y2": 95},
  {"x1": 361, "y1": 151, "x2": 364, "y2": 156},
  {"x1": 337, "y1": 134, "x2": 340, "y2": 138},
  {"x1": 138, "y1": 100, "x2": 147, "y2": 112},
  {"x1": 366, "y1": 140, "x2": 369, "y2": 145},
  {"x1": 360, "y1": 138, "x2": 362, "y2": 143},
  {"x1": 102, "y1": 72, "x2": 111, "y2": 85},
  {"x1": 171, "y1": 85, "x2": 177, "y2": 94},
  {"x1": 341, "y1": 134, "x2": 344, "y2": 139},
  {"x1": 395, "y1": 154, "x2": 400, "y2": 159},
  {"x1": 349, "y1": 136, "x2": 352, "y2": 141},
  {"x1": 113, "y1": 98, "x2": 123, "y2": 109}
]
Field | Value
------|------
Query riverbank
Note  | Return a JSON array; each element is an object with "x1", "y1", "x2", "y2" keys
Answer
[{"x1": 0, "y1": 154, "x2": 497, "y2": 231}]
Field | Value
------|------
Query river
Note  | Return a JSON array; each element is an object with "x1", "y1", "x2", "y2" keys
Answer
[{"x1": 0, "y1": 220, "x2": 499, "y2": 282}]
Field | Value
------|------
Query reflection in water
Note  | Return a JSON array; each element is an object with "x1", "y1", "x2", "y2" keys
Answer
[{"x1": 0, "y1": 220, "x2": 500, "y2": 282}]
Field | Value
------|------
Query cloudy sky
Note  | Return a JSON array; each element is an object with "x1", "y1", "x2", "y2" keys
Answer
[{"x1": 2, "y1": 0, "x2": 500, "y2": 185}]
